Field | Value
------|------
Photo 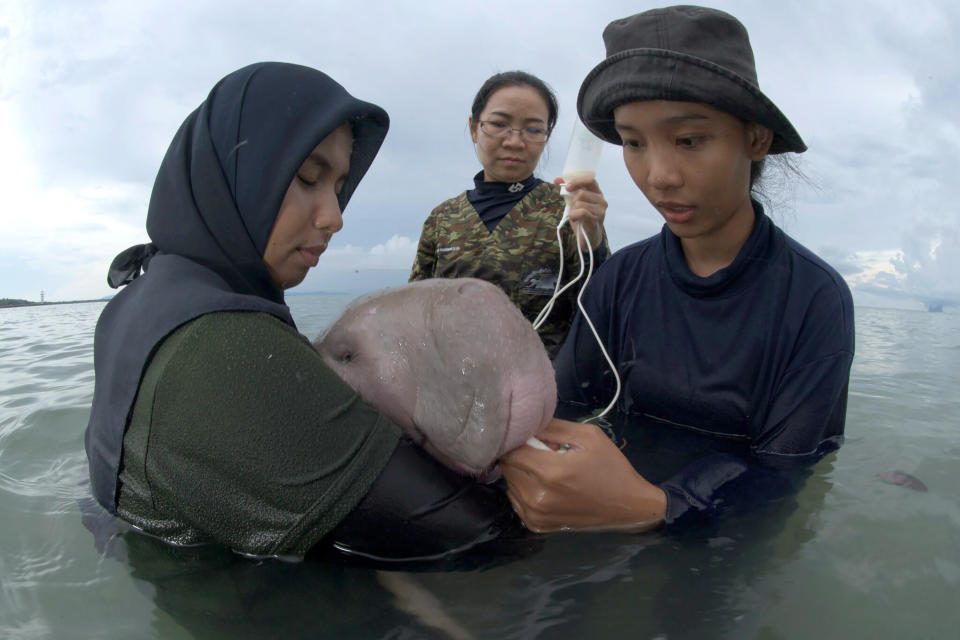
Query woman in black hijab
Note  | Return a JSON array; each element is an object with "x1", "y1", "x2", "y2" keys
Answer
[{"x1": 85, "y1": 63, "x2": 518, "y2": 560}]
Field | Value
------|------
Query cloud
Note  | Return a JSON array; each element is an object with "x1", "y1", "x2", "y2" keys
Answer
[
  {"x1": 890, "y1": 223, "x2": 960, "y2": 307},
  {"x1": 0, "y1": 179, "x2": 147, "y2": 300},
  {"x1": 815, "y1": 247, "x2": 870, "y2": 278},
  {"x1": 2, "y1": 0, "x2": 960, "y2": 307},
  {"x1": 324, "y1": 234, "x2": 418, "y2": 271},
  {"x1": 864, "y1": 0, "x2": 960, "y2": 309},
  {"x1": 842, "y1": 230, "x2": 960, "y2": 310}
]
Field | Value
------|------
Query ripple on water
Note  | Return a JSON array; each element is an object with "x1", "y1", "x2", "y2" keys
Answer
[
  {"x1": 0, "y1": 456, "x2": 89, "y2": 504},
  {"x1": 0, "y1": 301, "x2": 958, "y2": 638},
  {"x1": 0, "y1": 616, "x2": 50, "y2": 640}
]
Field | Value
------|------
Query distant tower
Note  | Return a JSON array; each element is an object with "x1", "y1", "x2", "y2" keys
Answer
[{"x1": 40, "y1": 290, "x2": 45, "y2": 303}]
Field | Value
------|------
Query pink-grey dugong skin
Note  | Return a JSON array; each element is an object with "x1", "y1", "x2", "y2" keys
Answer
[
  {"x1": 313, "y1": 278, "x2": 557, "y2": 477},
  {"x1": 876, "y1": 470, "x2": 928, "y2": 492}
]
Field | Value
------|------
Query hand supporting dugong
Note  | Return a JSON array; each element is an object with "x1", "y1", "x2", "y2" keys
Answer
[{"x1": 313, "y1": 278, "x2": 557, "y2": 478}]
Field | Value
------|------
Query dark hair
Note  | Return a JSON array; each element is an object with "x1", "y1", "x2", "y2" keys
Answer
[
  {"x1": 750, "y1": 159, "x2": 765, "y2": 191},
  {"x1": 471, "y1": 71, "x2": 559, "y2": 133},
  {"x1": 751, "y1": 154, "x2": 811, "y2": 215}
]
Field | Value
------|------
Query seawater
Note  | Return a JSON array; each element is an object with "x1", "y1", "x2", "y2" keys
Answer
[{"x1": 1, "y1": 297, "x2": 958, "y2": 639}]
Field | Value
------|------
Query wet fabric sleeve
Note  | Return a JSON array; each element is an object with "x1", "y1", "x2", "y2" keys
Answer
[
  {"x1": 749, "y1": 288, "x2": 853, "y2": 458},
  {"x1": 655, "y1": 452, "x2": 811, "y2": 526},
  {"x1": 320, "y1": 438, "x2": 525, "y2": 562},
  {"x1": 118, "y1": 311, "x2": 401, "y2": 557}
]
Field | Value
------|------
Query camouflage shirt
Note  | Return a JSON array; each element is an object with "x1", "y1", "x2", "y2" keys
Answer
[{"x1": 409, "y1": 181, "x2": 609, "y2": 357}]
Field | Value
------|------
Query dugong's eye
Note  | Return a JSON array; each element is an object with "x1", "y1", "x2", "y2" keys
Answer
[{"x1": 338, "y1": 350, "x2": 353, "y2": 364}]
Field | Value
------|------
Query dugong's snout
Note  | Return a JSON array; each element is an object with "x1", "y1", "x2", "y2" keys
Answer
[{"x1": 429, "y1": 374, "x2": 555, "y2": 479}]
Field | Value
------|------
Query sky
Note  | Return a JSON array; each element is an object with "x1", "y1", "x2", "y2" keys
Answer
[{"x1": 1, "y1": 0, "x2": 958, "y2": 311}]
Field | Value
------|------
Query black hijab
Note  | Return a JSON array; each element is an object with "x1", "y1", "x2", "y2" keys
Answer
[{"x1": 85, "y1": 62, "x2": 389, "y2": 513}]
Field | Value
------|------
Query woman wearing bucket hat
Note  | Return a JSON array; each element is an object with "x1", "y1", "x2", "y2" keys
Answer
[
  {"x1": 409, "y1": 71, "x2": 610, "y2": 358},
  {"x1": 500, "y1": 6, "x2": 854, "y2": 532}
]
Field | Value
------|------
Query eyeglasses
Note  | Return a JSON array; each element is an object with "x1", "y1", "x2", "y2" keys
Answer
[{"x1": 478, "y1": 120, "x2": 549, "y2": 143}]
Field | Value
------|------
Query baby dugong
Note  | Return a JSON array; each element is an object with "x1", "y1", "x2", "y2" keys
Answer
[{"x1": 313, "y1": 278, "x2": 556, "y2": 477}]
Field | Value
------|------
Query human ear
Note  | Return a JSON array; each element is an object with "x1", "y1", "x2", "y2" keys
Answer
[
  {"x1": 468, "y1": 116, "x2": 478, "y2": 144},
  {"x1": 746, "y1": 123, "x2": 774, "y2": 160}
]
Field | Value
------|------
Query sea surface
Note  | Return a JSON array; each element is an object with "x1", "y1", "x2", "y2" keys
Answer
[{"x1": 1, "y1": 297, "x2": 957, "y2": 639}]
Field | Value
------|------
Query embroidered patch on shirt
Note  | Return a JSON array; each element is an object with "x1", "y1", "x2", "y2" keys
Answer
[
  {"x1": 520, "y1": 268, "x2": 559, "y2": 295},
  {"x1": 437, "y1": 246, "x2": 460, "y2": 253},
  {"x1": 507, "y1": 183, "x2": 525, "y2": 193}
]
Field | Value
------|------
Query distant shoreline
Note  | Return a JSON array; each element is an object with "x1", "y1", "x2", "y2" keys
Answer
[
  {"x1": 0, "y1": 298, "x2": 108, "y2": 309},
  {"x1": 0, "y1": 292, "x2": 350, "y2": 309},
  {"x1": 4, "y1": 295, "x2": 950, "y2": 314}
]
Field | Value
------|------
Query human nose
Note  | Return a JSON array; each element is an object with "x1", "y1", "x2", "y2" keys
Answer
[
  {"x1": 646, "y1": 148, "x2": 683, "y2": 191},
  {"x1": 313, "y1": 193, "x2": 343, "y2": 233},
  {"x1": 502, "y1": 129, "x2": 525, "y2": 146}
]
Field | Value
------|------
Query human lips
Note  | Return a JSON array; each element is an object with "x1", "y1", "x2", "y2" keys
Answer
[
  {"x1": 656, "y1": 201, "x2": 694, "y2": 224},
  {"x1": 298, "y1": 243, "x2": 326, "y2": 267}
]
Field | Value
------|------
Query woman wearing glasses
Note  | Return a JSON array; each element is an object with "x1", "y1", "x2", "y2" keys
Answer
[{"x1": 409, "y1": 71, "x2": 609, "y2": 357}]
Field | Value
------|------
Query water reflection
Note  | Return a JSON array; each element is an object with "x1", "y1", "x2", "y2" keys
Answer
[
  {"x1": 78, "y1": 413, "x2": 832, "y2": 639},
  {"x1": 3, "y1": 302, "x2": 959, "y2": 638},
  {"x1": 80, "y1": 495, "x2": 527, "y2": 639}
]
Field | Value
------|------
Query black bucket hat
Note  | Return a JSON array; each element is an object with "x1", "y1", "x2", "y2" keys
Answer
[{"x1": 577, "y1": 5, "x2": 806, "y2": 154}]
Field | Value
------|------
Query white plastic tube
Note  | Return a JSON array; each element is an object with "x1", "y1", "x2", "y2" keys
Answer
[
  {"x1": 531, "y1": 118, "x2": 622, "y2": 429},
  {"x1": 533, "y1": 118, "x2": 607, "y2": 331}
]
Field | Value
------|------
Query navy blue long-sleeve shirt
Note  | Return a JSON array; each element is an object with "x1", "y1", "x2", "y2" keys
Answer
[{"x1": 553, "y1": 205, "x2": 854, "y2": 524}]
